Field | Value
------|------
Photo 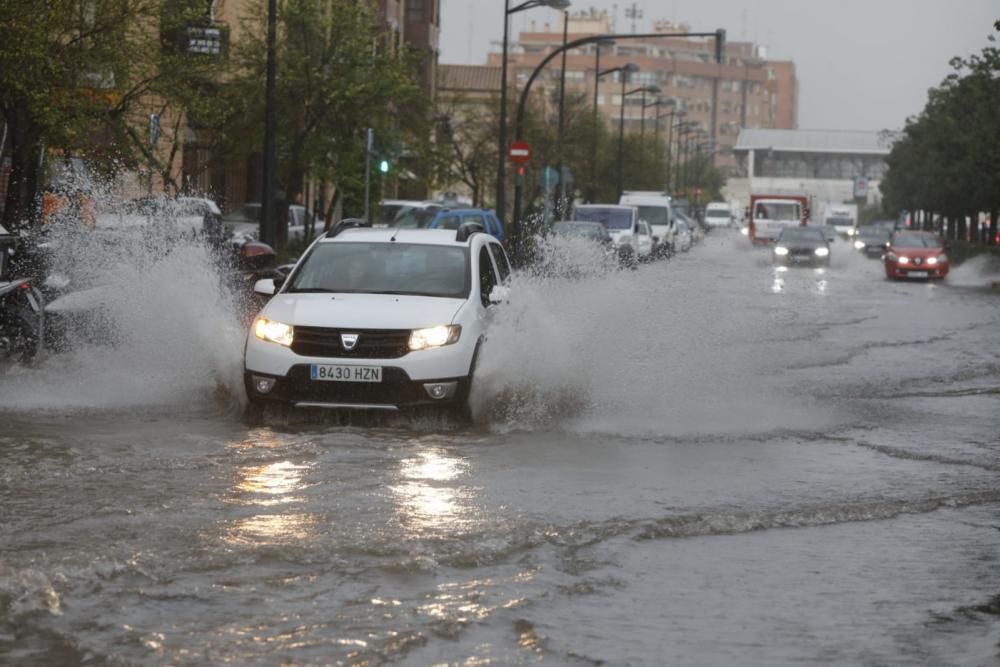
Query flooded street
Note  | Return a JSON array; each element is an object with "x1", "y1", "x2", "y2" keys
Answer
[{"x1": 3, "y1": 232, "x2": 1000, "y2": 665}]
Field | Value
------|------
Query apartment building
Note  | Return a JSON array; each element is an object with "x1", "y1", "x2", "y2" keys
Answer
[{"x1": 489, "y1": 10, "x2": 798, "y2": 171}]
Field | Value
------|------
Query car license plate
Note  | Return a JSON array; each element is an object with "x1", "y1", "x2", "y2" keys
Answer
[
  {"x1": 310, "y1": 364, "x2": 382, "y2": 382},
  {"x1": 908, "y1": 271, "x2": 928, "y2": 278}
]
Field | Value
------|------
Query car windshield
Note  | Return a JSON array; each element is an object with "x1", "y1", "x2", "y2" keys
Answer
[
  {"x1": 755, "y1": 202, "x2": 800, "y2": 221},
  {"x1": 288, "y1": 242, "x2": 469, "y2": 298},
  {"x1": 635, "y1": 206, "x2": 670, "y2": 226},
  {"x1": 892, "y1": 233, "x2": 940, "y2": 249},
  {"x1": 826, "y1": 217, "x2": 853, "y2": 227},
  {"x1": 573, "y1": 207, "x2": 632, "y2": 229},
  {"x1": 779, "y1": 228, "x2": 826, "y2": 242},
  {"x1": 705, "y1": 210, "x2": 729, "y2": 219},
  {"x1": 394, "y1": 208, "x2": 440, "y2": 229},
  {"x1": 552, "y1": 222, "x2": 606, "y2": 240}
]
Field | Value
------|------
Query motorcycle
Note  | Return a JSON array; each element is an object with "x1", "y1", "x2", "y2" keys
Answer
[{"x1": 0, "y1": 278, "x2": 44, "y2": 362}]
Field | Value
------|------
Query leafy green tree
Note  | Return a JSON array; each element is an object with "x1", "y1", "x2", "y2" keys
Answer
[
  {"x1": 211, "y1": 0, "x2": 424, "y2": 241},
  {"x1": 0, "y1": 0, "x2": 225, "y2": 229}
]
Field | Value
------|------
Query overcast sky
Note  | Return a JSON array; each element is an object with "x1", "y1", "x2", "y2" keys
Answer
[{"x1": 439, "y1": 0, "x2": 998, "y2": 131}]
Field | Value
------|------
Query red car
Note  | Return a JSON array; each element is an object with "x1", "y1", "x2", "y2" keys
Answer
[{"x1": 884, "y1": 231, "x2": 949, "y2": 280}]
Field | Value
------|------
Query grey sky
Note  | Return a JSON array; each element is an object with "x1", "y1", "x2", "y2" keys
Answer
[{"x1": 439, "y1": 0, "x2": 998, "y2": 132}]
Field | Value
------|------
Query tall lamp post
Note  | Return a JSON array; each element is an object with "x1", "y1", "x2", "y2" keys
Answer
[
  {"x1": 638, "y1": 92, "x2": 667, "y2": 174},
  {"x1": 618, "y1": 83, "x2": 659, "y2": 197},
  {"x1": 595, "y1": 63, "x2": 637, "y2": 198},
  {"x1": 673, "y1": 121, "x2": 696, "y2": 196},
  {"x1": 653, "y1": 103, "x2": 679, "y2": 189},
  {"x1": 497, "y1": 0, "x2": 571, "y2": 230},
  {"x1": 589, "y1": 38, "x2": 615, "y2": 201},
  {"x1": 261, "y1": 0, "x2": 277, "y2": 247}
]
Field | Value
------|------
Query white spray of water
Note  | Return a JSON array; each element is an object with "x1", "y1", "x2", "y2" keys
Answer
[
  {"x1": 0, "y1": 189, "x2": 246, "y2": 412},
  {"x1": 946, "y1": 254, "x2": 1000, "y2": 288},
  {"x1": 472, "y1": 232, "x2": 826, "y2": 437}
]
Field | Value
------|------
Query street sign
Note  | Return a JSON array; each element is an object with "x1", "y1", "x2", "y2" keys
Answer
[
  {"x1": 149, "y1": 113, "x2": 160, "y2": 146},
  {"x1": 508, "y1": 140, "x2": 532, "y2": 164},
  {"x1": 853, "y1": 176, "x2": 869, "y2": 199}
]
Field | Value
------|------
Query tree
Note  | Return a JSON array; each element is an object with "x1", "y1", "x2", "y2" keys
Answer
[
  {"x1": 0, "y1": 0, "x2": 226, "y2": 229},
  {"x1": 882, "y1": 19, "x2": 1000, "y2": 243},
  {"x1": 211, "y1": 0, "x2": 425, "y2": 241}
]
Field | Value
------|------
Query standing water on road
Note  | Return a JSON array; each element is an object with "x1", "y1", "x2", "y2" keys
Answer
[{"x1": 3, "y1": 230, "x2": 1000, "y2": 665}]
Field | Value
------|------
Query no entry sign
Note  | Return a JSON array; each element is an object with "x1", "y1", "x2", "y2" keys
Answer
[{"x1": 507, "y1": 140, "x2": 532, "y2": 164}]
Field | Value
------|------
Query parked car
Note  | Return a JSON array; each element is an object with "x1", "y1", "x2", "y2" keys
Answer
[
  {"x1": 704, "y1": 201, "x2": 734, "y2": 228},
  {"x1": 636, "y1": 220, "x2": 655, "y2": 261},
  {"x1": 673, "y1": 218, "x2": 694, "y2": 252},
  {"x1": 675, "y1": 210, "x2": 704, "y2": 244},
  {"x1": 375, "y1": 199, "x2": 426, "y2": 227},
  {"x1": 391, "y1": 202, "x2": 445, "y2": 230},
  {"x1": 619, "y1": 191, "x2": 674, "y2": 256},
  {"x1": 245, "y1": 222, "x2": 511, "y2": 417},
  {"x1": 772, "y1": 226, "x2": 831, "y2": 267},
  {"x1": 537, "y1": 221, "x2": 621, "y2": 276},
  {"x1": 418, "y1": 209, "x2": 505, "y2": 243},
  {"x1": 884, "y1": 231, "x2": 949, "y2": 280},
  {"x1": 222, "y1": 203, "x2": 324, "y2": 242},
  {"x1": 853, "y1": 221, "x2": 895, "y2": 258},
  {"x1": 572, "y1": 204, "x2": 642, "y2": 267}
]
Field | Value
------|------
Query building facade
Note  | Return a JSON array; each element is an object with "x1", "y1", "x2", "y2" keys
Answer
[
  {"x1": 727, "y1": 128, "x2": 896, "y2": 215},
  {"x1": 490, "y1": 10, "x2": 798, "y2": 173}
]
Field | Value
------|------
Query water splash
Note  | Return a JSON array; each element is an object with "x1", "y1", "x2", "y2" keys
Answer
[
  {"x1": 471, "y1": 233, "x2": 824, "y2": 436},
  {"x1": 0, "y1": 190, "x2": 246, "y2": 413}
]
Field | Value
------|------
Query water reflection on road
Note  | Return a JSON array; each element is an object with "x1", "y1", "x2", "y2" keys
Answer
[{"x1": 2, "y1": 231, "x2": 1000, "y2": 666}]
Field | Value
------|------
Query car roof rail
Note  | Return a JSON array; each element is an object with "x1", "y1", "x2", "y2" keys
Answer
[
  {"x1": 330, "y1": 218, "x2": 370, "y2": 237},
  {"x1": 455, "y1": 221, "x2": 485, "y2": 242}
]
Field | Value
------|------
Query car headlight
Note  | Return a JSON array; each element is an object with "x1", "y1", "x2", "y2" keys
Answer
[
  {"x1": 774, "y1": 246, "x2": 789, "y2": 256},
  {"x1": 846, "y1": 228, "x2": 856, "y2": 236},
  {"x1": 253, "y1": 317, "x2": 293, "y2": 347},
  {"x1": 815, "y1": 247, "x2": 830, "y2": 257},
  {"x1": 926, "y1": 256, "x2": 938, "y2": 266},
  {"x1": 854, "y1": 240, "x2": 865, "y2": 250},
  {"x1": 740, "y1": 227, "x2": 749, "y2": 235},
  {"x1": 898, "y1": 256, "x2": 910, "y2": 264},
  {"x1": 409, "y1": 325, "x2": 461, "y2": 351}
]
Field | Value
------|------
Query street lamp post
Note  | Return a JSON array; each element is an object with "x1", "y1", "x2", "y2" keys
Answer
[
  {"x1": 589, "y1": 38, "x2": 615, "y2": 202},
  {"x1": 497, "y1": 0, "x2": 571, "y2": 232},
  {"x1": 556, "y1": 9, "x2": 569, "y2": 211},
  {"x1": 509, "y1": 29, "x2": 726, "y2": 256},
  {"x1": 637, "y1": 89, "x2": 664, "y2": 174},
  {"x1": 618, "y1": 83, "x2": 658, "y2": 197}
]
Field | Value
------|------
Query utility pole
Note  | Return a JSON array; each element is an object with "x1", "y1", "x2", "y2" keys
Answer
[
  {"x1": 261, "y1": 0, "x2": 277, "y2": 247},
  {"x1": 364, "y1": 128, "x2": 373, "y2": 224},
  {"x1": 624, "y1": 2, "x2": 642, "y2": 33}
]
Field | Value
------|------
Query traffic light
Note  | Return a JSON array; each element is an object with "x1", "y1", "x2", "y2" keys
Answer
[
  {"x1": 379, "y1": 158, "x2": 391, "y2": 174},
  {"x1": 715, "y1": 28, "x2": 726, "y2": 64}
]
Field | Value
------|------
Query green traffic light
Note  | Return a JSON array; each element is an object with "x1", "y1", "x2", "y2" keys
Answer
[{"x1": 379, "y1": 159, "x2": 390, "y2": 173}]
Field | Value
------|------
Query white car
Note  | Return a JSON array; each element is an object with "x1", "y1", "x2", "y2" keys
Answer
[
  {"x1": 673, "y1": 219, "x2": 694, "y2": 252},
  {"x1": 637, "y1": 220, "x2": 655, "y2": 261},
  {"x1": 572, "y1": 204, "x2": 642, "y2": 266},
  {"x1": 619, "y1": 191, "x2": 675, "y2": 256},
  {"x1": 244, "y1": 222, "x2": 511, "y2": 416}
]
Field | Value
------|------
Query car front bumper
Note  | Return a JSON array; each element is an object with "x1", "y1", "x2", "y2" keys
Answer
[
  {"x1": 244, "y1": 331, "x2": 477, "y2": 408},
  {"x1": 884, "y1": 262, "x2": 948, "y2": 279}
]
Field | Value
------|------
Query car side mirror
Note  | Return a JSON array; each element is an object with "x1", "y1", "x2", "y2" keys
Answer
[
  {"x1": 254, "y1": 278, "x2": 276, "y2": 296},
  {"x1": 489, "y1": 285, "x2": 509, "y2": 305}
]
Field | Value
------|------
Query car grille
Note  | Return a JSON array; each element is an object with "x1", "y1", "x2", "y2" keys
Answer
[
  {"x1": 291, "y1": 326, "x2": 410, "y2": 359},
  {"x1": 789, "y1": 247, "x2": 816, "y2": 258}
]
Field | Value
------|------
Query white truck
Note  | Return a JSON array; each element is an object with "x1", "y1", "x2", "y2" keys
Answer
[{"x1": 821, "y1": 203, "x2": 858, "y2": 238}]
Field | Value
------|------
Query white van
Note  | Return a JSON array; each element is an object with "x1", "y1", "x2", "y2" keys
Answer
[
  {"x1": 618, "y1": 191, "x2": 674, "y2": 257},
  {"x1": 704, "y1": 201, "x2": 734, "y2": 228}
]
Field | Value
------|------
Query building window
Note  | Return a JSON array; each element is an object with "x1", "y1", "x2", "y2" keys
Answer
[{"x1": 408, "y1": 0, "x2": 424, "y2": 21}]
